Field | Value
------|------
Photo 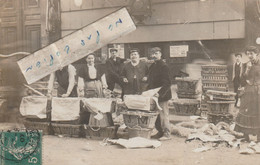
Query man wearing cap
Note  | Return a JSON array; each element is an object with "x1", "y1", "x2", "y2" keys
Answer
[
  {"x1": 121, "y1": 48, "x2": 148, "y2": 95},
  {"x1": 232, "y1": 53, "x2": 243, "y2": 107},
  {"x1": 105, "y1": 48, "x2": 125, "y2": 92},
  {"x1": 147, "y1": 47, "x2": 172, "y2": 141}
]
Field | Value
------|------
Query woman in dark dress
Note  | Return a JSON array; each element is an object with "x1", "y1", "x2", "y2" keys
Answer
[
  {"x1": 235, "y1": 46, "x2": 260, "y2": 142},
  {"x1": 77, "y1": 53, "x2": 108, "y2": 98}
]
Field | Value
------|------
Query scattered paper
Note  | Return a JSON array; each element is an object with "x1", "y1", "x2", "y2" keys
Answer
[
  {"x1": 107, "y1": 137, "x2": 161, "y2": 149},
  {"x1": 193, "y1": 146, "x2": 211, "y2": 153}
]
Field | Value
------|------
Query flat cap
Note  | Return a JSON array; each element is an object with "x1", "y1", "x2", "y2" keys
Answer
[
  {"x1": 129, "y1": 48, "x2": 140, "y2": 53},
  {"x1": 110, "y1": 48, "x2": 118, "y2": 52},
  {"x1": 151, "y1": 47, "x2": 161, "y2": 53}
]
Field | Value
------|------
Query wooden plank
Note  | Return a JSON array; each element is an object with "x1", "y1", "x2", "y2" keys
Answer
[
  {"x1": 113, "y1": 22, "x2": 214, "y2": 43},
  {"x1": 17, "y1": 8, "x2": 136, "y2": 84},
  {"x1": 61, "y1": 8, "x2": 119, "y2": 30},
  {"x1": 229, "y1": 20, "x2": 245, "y2": 38},
  {"x1": 60, "y1": 0, "x2": 128, "y2": 12},
  {"x1": 213, "y1": 22, "x2": 229, "y2": 39}
]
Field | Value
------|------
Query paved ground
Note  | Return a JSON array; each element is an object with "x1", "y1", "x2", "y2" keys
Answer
[
  {"x1": 0, "y1": 123, "x2": 260, "y2": 165},
  {"x1": 42, "y1": 135, "x2": 260, "y2": 165}
]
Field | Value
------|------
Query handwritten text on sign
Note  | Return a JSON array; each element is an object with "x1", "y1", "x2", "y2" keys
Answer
[{"x1": 18, "y1": 8, "x2": 136, "y2": 84}]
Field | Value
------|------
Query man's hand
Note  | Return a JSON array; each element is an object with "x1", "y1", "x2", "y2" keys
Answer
[
  {"x1": 123, "y1": 78, "x2": 128, "y2": 83},
  {"x1": 142, "y1": 77, "x2": 147, "y2": 82},
  {"x1": 154, "y1": 93, "x2": 159, "y2": 98}
]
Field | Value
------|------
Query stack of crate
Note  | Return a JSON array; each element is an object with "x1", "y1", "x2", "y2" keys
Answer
[
  {"x1": 205, "y1": 90, "x2": 236, "y2": 124},
  {"x1": 200, "y1": 64, "x2": 230, "y2": 122},
  {"x1": 171, "y1": 77, "x2": 200, "y2": 116},
  {"x1": 201, "y1": 65, "x2": 228, "y2": 92}
]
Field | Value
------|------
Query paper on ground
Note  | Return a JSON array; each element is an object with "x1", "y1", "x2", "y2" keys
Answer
[{"x1": 107, "y1": 137, "x2": 161, "y2": 149}]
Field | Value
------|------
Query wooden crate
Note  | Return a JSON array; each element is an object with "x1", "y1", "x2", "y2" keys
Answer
[
  {"x1": 201, "y1": 65, "x2": 227, "y2": 74},
  {"x1": 175, "y1": 77, "x2": 199, "y2": 93},
  {"x1": 207, "y1": 100, "x2": 235, "y2": 114},
  {"x1": 84, "y1": 125, "x2": 119, "y2": 139},
  {"x1": 206, "y1": 90, "x2": 236, "y2": 101},
  {"x1": 201, "y1": 73, "x2": 228, "y2": 82},
  {"x1": 202, "y1": 81, "x2": 228, "y2": 92},
  {"x1": 172, "y1": 99, "x2": 200, "y2": 116},
  {"x1": 177, "y1": 91, "x2": 200, "y2": 99},
  {"x1": 51, "y1": 123, "x2": 83, "y2": 137},
  {"x1": 121, "y1": 110, "x2": 158, "y2": 129},
  {"x1": 207, "y1": 113, "x2": 233, "y2": 124}
]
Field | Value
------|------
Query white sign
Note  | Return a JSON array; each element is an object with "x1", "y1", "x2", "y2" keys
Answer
[
  {"x1": 18, "y1": 8, "x2": 136, "y2": 84},
  {"x1": 170, "y1": 45, "x2": 189, "y2": 57}
]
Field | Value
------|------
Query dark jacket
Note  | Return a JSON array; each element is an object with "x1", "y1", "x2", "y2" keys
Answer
[
  {"x1": 121, "y1": 61, "x2": 149, "y2": 95},
  {"x1": 147, "y1": 60, "x2": 172, "y2": 102},
  {"x1": 105, "y1": 57, "x2": 125, "y2": 89}
]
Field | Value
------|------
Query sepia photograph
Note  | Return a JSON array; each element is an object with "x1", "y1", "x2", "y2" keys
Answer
[{"x1": 0, "y1": 0, "x2": 260, "y2": 164}]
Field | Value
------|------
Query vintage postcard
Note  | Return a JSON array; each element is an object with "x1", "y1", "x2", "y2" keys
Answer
[{"x1": 0, "y1": 0, "x2": 260, "y2": 165}]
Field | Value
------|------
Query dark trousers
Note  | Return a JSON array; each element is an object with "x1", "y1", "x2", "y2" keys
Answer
[{"x1": 233, "y1": 77, "x2": 240, "y2": 106}]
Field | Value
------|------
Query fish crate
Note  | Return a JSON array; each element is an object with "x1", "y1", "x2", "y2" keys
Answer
[
  {"x1": 172, "y1": 99, "x2": 200, "y2": 116},
  {"x1": 51, "y1": 123, "x2": 84, "y2": 137},
  {"x1": 84, "y1": 125, "x2": 119, "y2": 139},
  {"x1": 175, "y1": 77, "x2": 200, "y2": 94},
  {"x1": 177, "y1": 91, "x2": 200, "y2": 99},
  {"x1": 207, "y1": 112, "x2": 233, "y2": 125},
  {"x1": 23, "y1": 120, "x2": 52, "y2": 135},
  {"x1": 128, "y1": 126, "x2": 152, "y2": 139},
  {"x1": 201, "y1": 65, "x2": 228, "y2": 74},
  {"x1": 201, "y1": 73, "x2": 228, "y2": 82},
  {"x1": 207, "y1": 100, "x2": 235, "y2": 114},
  {"x1": 202, "y1": 81, "x2": 228, "y2": 92},
  {"x1": 206, "y1": 90, "x2": 236, "y2": 101},
  {"x1": 121, "y1": 110, "x2": 158, "y2": 129}
]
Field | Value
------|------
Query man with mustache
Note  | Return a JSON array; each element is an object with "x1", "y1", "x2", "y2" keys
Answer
[
  {"x1": 147, "y1": 47, "x2": 172, "y2": 141},
  {"x1": 121, "y1": 48, "x2": 148, "y2": 95}
]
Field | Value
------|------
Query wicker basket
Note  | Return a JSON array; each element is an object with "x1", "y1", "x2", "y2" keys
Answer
[
  {"x1": 175, "y1": 77, "x2": 199, "y2": 93},
  {"x1": 51, "y1": 123, "x2": 83, "y2": 137},
  {"x1": 128, "y1": 126, "x2": 152, "y2": 139},
  {"x1": 88, "y1": 113, "x2": 114, "y2": 127},
  {"x1": 206, "y1": 90, "x2": 236, "y2": 101},
  {"x1": 121, "y1": 110, "x2": 158, "y2": 129},
  {"x1": 84, "y1": 125, "x2": 119, "y2": 139},
  {"x1": 207, "y1": 113, "x2": 233, "y2": 124},
  {"x1": 23, "y1": 120, "x2": 52, "y2": 135},
  {"x1": 201, "y1": 65, "x2": 228, "y2": 74},
  {"x1": 207, "y1": 100, "x2": 235, "y2": 114},
  {"x1": 177, "y1": 91, "x2": 200, "y2": 99},
  {"x1": 172, "y1": 99, "x2": 200, "y2": 116}
]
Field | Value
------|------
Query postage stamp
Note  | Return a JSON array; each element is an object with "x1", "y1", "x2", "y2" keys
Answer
[{"x1": 0, "y1": 129, "x2": 42, "y2": 165}]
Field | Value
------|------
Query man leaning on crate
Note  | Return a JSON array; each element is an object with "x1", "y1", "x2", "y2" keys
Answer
[{"x1": 147, "y1": 47, "x2": 172, "y2": 141}]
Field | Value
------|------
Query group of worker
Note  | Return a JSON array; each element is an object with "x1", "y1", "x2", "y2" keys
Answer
[{"x1": 47, "y1": 47, "x2": 172, "y2": 141}]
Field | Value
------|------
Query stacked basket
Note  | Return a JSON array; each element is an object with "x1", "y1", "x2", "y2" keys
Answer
[
  {"x1": 200, "y1": 65, "x2": 229, "y2": 117},
  {"x1": 171, "y1": 77, "x2": 200, "y2": 116},
  {"x1": 121, "y1": 110, "x2": 158, "y2": 138},
  {"x1": 121, "y1": 96, "x2": 159, "y2": 139},
  {"x1": 205, "y1": 90, "x2": 236, "y2": 124}
]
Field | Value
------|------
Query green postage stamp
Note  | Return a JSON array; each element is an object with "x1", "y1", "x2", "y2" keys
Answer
[{"x1": 0, "y1": 129, "x2": 42, "y2": 165}]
